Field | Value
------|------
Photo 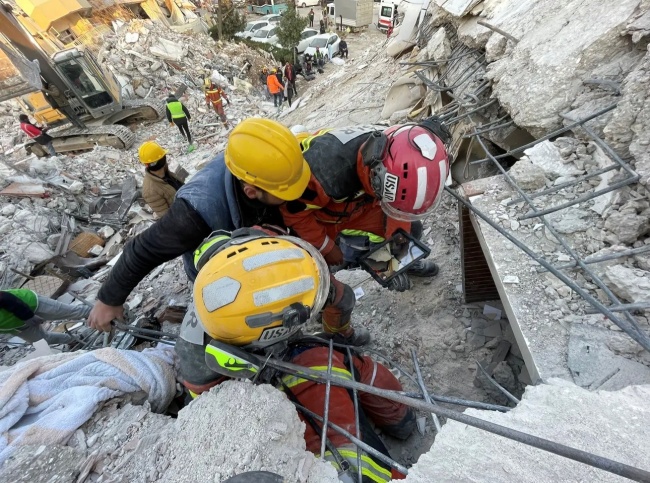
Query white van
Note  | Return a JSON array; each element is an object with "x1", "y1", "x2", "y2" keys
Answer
[
  {"x1": 327, "y1": 3, "x2": 335, "y2": 26},
  {"x1": 378, "y1": 0, "x2": 399, "y2": 32}
]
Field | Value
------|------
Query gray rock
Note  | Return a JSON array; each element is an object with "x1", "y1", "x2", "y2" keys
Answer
[
  {"x1": 524, "y1": 141, "x2": 583, "y2": 180},
  {"x1": 46, "y1": 234, "x2": 61, "y2": 251},
  {"x1": 23, "y1": 242, "x2": 54, "y2": 264},
  {"x1": 605, "y1": 264, "x2": 650, "y2": 303},
  {"x1": 568, "y1": 324, "x2": 650, "y2": 391},
  {"x1": 634, "y1": 253, "x2": 650, "y2": 271},
  {"x1": 508, "y1": 158, "x2": 547, "y2": 190},
  {"x1": 605, "y1": 48, "x2": 650, "y2": 185},
  {"x1": 0, "y1": 203, "x2": 16, "y2": 216},
  {"x1": 488, "y1": 0, "x2": 643, "y2": 137},
  {"x1": 603, "y1": 211, "x2": 650, "y2": 244},
  {"x1": 548, "y1": 209, "x2": 591, "y2": 234}
]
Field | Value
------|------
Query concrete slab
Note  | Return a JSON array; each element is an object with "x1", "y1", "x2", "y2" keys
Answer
[
  {"x1": 568, "y1": 324, "x2": 650, "y2": 391},
  {"x1": 404, "y1": 379, "x2": 650, "y2": 482},
  {"x1": 460, "y1": 176, "x2": 573, "y2": 384}
]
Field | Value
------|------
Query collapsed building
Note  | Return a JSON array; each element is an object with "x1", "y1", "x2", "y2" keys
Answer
[{"x1": 1, "y1": 0, "x2": 650, "y2": 481}]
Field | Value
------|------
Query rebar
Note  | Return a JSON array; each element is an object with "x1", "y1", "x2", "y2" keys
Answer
[
  {"x1": 470, "y1": 104, "x2": 619, "y2": 165},
  {"x1": 466, "y1": 120, "x2": 515, "y2": 137},
  {"x1": 476, "y1": 20, "x2": 520, "y2": 43},
  {"x1": 539, "y1": 245, "x2": 650, "y2": 272},
  {"x1": 475, "y1": 361, "x2": 520, "y2": 405},
  {"x1": 362, "y1": 348, "x2": 511, "y2": 412},
  {"x1": 264, "y1": 357, "x2": 650, "y2": 482},
  {"x1": 347, "y1": 347, "x2": 363, "y2": 483},
  {"x1": 293, "y1": 402, "x2": 410, "y2": 476},
  {"x1": 445, "y1": 185, "x2": 650, "y2": 351},
  {"x1": 585, "y1": 302, "x2": 650, "y2": 314},
  {"x1": 507, "y1": 164, "x2": 620, "y2": 205},
  {"x1": 519, "y1": 176, "x2": 638, "y2": 219},
  {"x1": 468, "y1": 128, "x2": 650, "y2": 350},
  {"x1": 321, "y1": 339, "x2": 333, "y2": 460},
  {"x1": 411, "y1": 349, "x2": 442, "y2": 432}
]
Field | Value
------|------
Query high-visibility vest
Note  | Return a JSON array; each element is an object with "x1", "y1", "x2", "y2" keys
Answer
[{"x1": 167, "y1": 101, "x2": 186, "y2": 119}]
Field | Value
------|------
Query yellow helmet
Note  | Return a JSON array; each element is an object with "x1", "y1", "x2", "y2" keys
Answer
[
  {"x1": 224, "y1": 118, "x2": 311, "y2": 201},
  {"x1": 193, "y1": 231, "x2": 330, "y2": 348},
  {"x1": 138, "y1": 141, "x2": 167, "y2": 165}
]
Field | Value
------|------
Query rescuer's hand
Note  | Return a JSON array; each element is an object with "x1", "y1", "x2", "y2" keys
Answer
[
  {"x1": 324, "y1": 245, "x2": 344, "y2": 266},
  {"x1": 387, "y1": 272, "x2": 412, "y2": 292},
  {"x1": 88, "y1": 300, "x2": 124, "y2": 332}
]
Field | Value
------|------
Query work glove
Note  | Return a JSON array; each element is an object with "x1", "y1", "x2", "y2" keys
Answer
[
  {"x1": 387, "y1": 272, "x2": 412, "y2": 292},
  {"x1": 390, "y1": 232, "x2": 410, "y2": 259},
  {"x1": 324, "y1": 245, "x2": 344, "y2": 266}
]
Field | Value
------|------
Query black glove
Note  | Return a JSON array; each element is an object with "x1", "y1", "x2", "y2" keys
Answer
[{"x1": 387, "y1": 273, "x2": 411, "y2": 292}]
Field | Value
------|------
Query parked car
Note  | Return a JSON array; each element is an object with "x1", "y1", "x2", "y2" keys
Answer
[
  {"x1": 295, "y1": 28, "x2": 319, "y2": 53},
  {"x1": 251, "y1": 25, "x2": 279, "y2": 45},
  {"x1": 297, "y1": 0, "x2": 320, "y2": 7},
  {"x1": 236, "y1": 19, "x2": 270, "y2": 39},
  {"x1": 304, "y1": 33, "x2": 340, "y2": 58},
  {"x1": 260, "y1": 13, "x2": 283, "y2": 24}
]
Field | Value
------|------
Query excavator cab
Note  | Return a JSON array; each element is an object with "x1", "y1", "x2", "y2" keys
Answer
[{"x1": 51, "y1": 47, "x2": 122, "y2": 119}]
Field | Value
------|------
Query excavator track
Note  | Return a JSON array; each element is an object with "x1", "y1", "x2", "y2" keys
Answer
[
  {"x1": 27, "y1": 99, "x2": 166, "y2": 156},
  {"x1": 122, "y1": 98, "x2": 166, "y2": 121},
  {"x1": 28, "y1": 124, "x2": 136, "y2": 156}
]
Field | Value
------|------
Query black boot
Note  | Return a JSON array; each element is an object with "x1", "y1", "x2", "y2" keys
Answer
[{"x1": 407, "y1": 259, "x2": 439, "y2": 277}]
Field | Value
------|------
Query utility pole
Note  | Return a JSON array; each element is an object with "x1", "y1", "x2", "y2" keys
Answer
[{"x1": 216, "y1": 0, "x2": 223, "y2": 40}]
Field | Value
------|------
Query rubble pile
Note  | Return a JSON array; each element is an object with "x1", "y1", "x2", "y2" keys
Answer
[
  {"x1": 100, "y1": 19, "x2": 273, "y2": 98},
  {"x1": 0, "y1": 381, "x2": 340, "y2": 483},
  {"x1": 404, "y1": 379, "x2": 650, "y2": 482}
]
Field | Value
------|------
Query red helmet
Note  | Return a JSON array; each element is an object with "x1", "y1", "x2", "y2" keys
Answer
[{"x1": 362, "y1": 124, "x2": 450, "y2": 221}]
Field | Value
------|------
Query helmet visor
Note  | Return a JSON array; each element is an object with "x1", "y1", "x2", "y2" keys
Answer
[{"x1": 380, "y1": 189, "x2": 445, "y2": 222}]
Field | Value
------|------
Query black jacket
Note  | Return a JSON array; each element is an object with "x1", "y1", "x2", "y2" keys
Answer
[{"x1": 97, "y1": 182, "x2": 283, "y2": 306}]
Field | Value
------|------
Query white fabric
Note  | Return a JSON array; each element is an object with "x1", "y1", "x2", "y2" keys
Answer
[{"x1": 0, "y1": 346, "x2": 177, "y2": 465}]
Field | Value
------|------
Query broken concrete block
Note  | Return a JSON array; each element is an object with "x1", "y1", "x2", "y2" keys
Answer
[
  {"x1": 134, "y1": 86, "x2": 149, "y2": 98},
  {"x1": 603, "y1": 211, "x2": 650, "y2": 245},
  {"x1": 524, "y1": 141, "x2": 583, "y2": 180},
  {"x1": 23, "y1": 242, "x2": 54, "y2": 264},
  {"x1": 88, "y1": 244, "x2": 104, "y2": 257},
  {"x1": 568, "y1": 324, "x2": 650, "y2": 390},
  {"x1": 0, "y1": 204, "x2": 16, "y2": 216},
  {"x1": 67, "y1": 180, "x2": 84, "y2": 194},
  {"x1": 604, "y1": 265, "x2": 650, "y2": 303},
  {"x1": 125, "y1": 32, "x2": 140, "y2": 43},
  {"x1": 97, "y1": 225, "x2": 115, "y2": 239},
  {"x1": 548, "y1": 209, "x2": 591, "y2": 234},
  {"x1": 508, "y1": 159, "x2": 547, "y2": 190}
]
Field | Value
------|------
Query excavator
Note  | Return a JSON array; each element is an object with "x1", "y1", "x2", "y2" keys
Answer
[{"x1": 0, "y1": 1, "x2": 164, "y2": 156}]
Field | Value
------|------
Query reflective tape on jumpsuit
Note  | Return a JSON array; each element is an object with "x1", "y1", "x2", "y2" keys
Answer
[
  {"x1": 280, "y1": 365, "x2": 353, "y2": 389},
  {"x1": 339, "y1": 229, "x2": 385, "y2": 244},
  {"x1": 325, "y1": 449, "x2": 392, "y2": 483}
]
